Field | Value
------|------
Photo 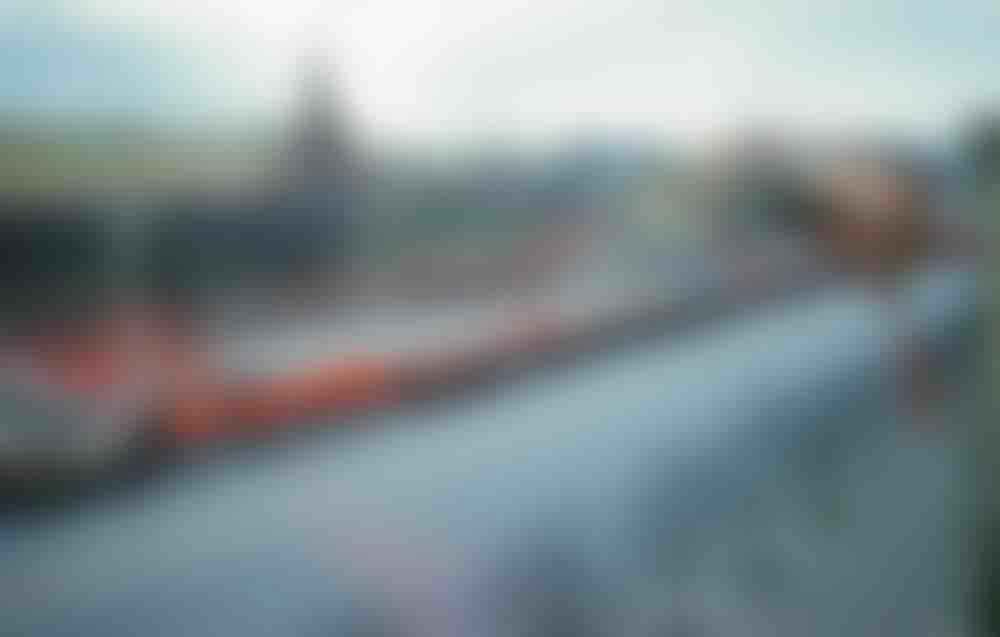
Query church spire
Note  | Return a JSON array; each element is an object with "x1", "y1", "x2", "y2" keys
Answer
[{"x1": 287, "y1": 48, "x2": 353, "y2": 192}]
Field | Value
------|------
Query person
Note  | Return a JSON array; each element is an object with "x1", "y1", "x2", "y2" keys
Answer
[{"x1": 811, "y1": 152, "x2": 942, "y2": 429}]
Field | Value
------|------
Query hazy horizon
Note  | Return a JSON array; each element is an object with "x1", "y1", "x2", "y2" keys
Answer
[{"x1": 2, "y1": 1, "x2": 998, "y2": 150}]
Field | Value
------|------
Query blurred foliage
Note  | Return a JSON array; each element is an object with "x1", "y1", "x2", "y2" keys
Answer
[
  {"x1": 0, "y1": 121, "x2": 280, "y2": 195},
  {"x1": 0, "y1": 212, "x2": 112, "y2": 324}
]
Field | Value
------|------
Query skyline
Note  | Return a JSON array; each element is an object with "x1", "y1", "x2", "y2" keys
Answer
[{"x1": 2, "y1": 1, "x2": 998, "y2": 149}]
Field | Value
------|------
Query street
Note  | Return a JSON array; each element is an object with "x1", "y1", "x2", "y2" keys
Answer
[{"x1": 0, "y1": 265, "x2": 980, "y2": 636}]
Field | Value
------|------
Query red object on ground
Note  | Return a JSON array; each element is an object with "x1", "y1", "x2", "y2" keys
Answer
[{"x1": 2, "y1": 241, "x2": 975, "y2": 467}]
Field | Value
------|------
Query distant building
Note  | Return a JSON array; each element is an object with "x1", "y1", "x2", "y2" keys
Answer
[
  {"x1": 273, "y1": 51, "x2": 361, "y2": 282},
  {"x1": 964, "y1": 111, "x2": 1000, "y2": 186},
  {"x1": 150, "y1": 51, "x2": 363, "y2": 309},
  {"x1": 285, "y1": 53, "x2": 358, "y2": 196}
]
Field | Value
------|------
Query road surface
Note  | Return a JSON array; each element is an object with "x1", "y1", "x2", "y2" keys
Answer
[{"x1": 0, "y1": 265, "x2": 981, "y2": 636}]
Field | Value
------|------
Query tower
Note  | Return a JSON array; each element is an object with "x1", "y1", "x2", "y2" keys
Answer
[
  {"x1": 286, "y1": 51, "x2": 355, "y2": 195},
  {"x1": 276, "y1": 50, "x2": 360, "y2": 285}
]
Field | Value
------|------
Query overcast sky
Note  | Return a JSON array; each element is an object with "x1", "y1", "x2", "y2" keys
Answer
[{"x1": 2, "y1": 0, "x2": 998, "y2": 147}]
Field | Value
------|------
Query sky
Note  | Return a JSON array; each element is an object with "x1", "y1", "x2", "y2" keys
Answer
[{"x1": 1, "y1": 0, "x2": 998, "y2": 148}]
